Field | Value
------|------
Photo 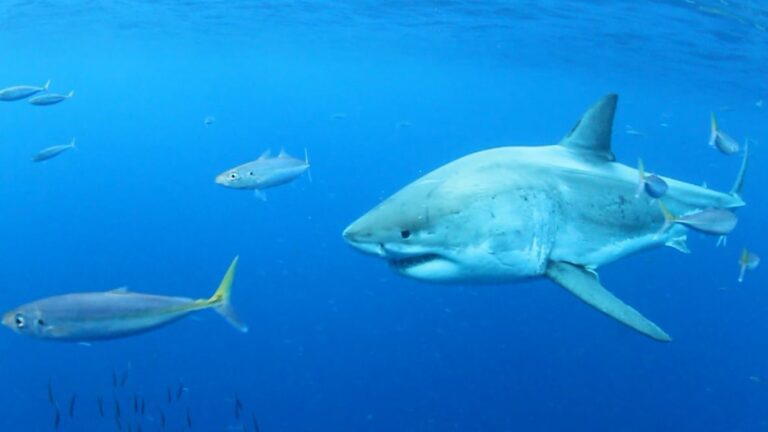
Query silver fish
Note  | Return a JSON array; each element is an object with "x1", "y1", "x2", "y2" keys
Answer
[
  {"x1": 0, "y1": 80, "x2": 50, "y2": 101},
  {"x1": 709, "y1": 112, "x2": 740, "y2": 155},
  {"x1": 215, "y1": 149, "x2": 311, "y2": 200},
  {"x1": 738, "y1": 248, "x2": 760, "y2": 283},
  {"x1": 2, "y1": 257, "x2": 247, "y2": 341},
  {"x1": 32, "y1": 138, "x2": 76, "y2": 162},
  {"x1": 659, "y1": 201, "x2": 738, "y2": 236},
  {"x1": 28, "y1": 90, "x2": 74, "y2": 106},
  {"x1": 204, "y1": 115, "x2": 216, "y2": 126}
]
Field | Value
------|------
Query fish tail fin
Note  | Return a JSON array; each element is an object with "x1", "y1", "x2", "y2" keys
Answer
[
  {"x1": 304, "y1": 148, "x2": 313, "y2": 183},
  {"x1": 730, "y1": 139, "x2": 749, "y2": 198},
  {"x1": 709, "y1": 112, "x2": 718, "y2": 147},
  {"x1": 656, "y1": 200, "x2": 676, "y2": 235},
  {"x1": 67, "y1": 90, "x2": 75, "y2": 98},
  {"x1": 70, "y1": 137, "x2": 77, "y2": 150},
  {"x1": 205, "y1": 256, "x2": 248, "y2": 332},
  {"x1": 43, "y1": 80, "x2": 51, "y2": 90},
  {"x1": 738, "y1": 248, "x2": 749, "y2": 282},
  {"x1": 635, "y1": 158, "x2": 646, "y2": 197}
]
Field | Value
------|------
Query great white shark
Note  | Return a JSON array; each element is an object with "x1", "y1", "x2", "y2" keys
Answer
[{"x1": 342, "y1": 94, "x2": 748, "y2": 342}]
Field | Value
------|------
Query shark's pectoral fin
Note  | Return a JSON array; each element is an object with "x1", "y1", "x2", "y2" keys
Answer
[{"x1": 545, "y1": 261, "x2": 671, "y2": 342}]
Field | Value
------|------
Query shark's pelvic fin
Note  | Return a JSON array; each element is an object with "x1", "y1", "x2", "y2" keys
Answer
[
  {"x1": 559, "y1": 93, "x2": 618, "y2": 162},
  {"x1": 546, "y1": 261, "x2": 671, "y2": 342}
]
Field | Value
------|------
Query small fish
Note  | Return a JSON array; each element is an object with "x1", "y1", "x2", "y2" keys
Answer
[
  {"x1": 635, "y1": 159, "x2": 668, "y2": 199},
  {"x1": 53, "y1": 407, "x2": 61, "y2": 430},
  {"x1": 115, "y1": 398, "x2": 122, "y2": 419},
  {"x1": 28, "y1": 90, "x2": 74, "y2": 106},
  {"x1": 112, "y1": 370, "x2": 118, "y2": 388},
  {"x1": 709, "y1": 112, "x2": 740, "y2": 155},
  {"x1": 757, "y1": 99, "x2": 764, "y2": 108},
  {"x1": 215, "y1": 149, "x2": 311, "y2": 200},
  {"x1": 0, "y1": 80, "x2": 50, "y2": 101},
  {"x1": 624, "y1": 125, "x2": 643, "y2": 136},
  {"x1": 176, "y1": 383, "x2": 185, "y2": 400},
  {"x1": 330, "y1": 112, "x2": 347, "y2": 120},
  {"x1": 133, "y1": 394, "x2": 139, "y2": 413},
  {"x1": 252, "y1": 413, "x2": 260, "y2": 432},
  {"x1": 2, "y1": 257, "x2": 247, "y2": 341},
  {"x1": 47, "y1": 379, "x2": 56, "y2": 406},
  {"x1": 120, "y1": 370, "x2": 129, "y2": 387},
  {"x1": 204, "y1": 115, "x2": 216, "y2": 126},
  {"x1": 658, "y1": 201, "x2": 738, "y2": 236},
  {"x1": 68, "y1": 394, "x2": 76, "y2": 418},
  {"x1": 186, "y1": 408, "x2": 192, "y2": 428},
  {"x1": 97, "y1": 396, "x2": 104, "y2": 417},
  {"x1": 159, "y1": 410, "x2": 166, "y2": 429},
  {"x1": 738, "y1": 248, "x2": 760, "y2": 283},
  {"x1": 234, "y1": 393, "x2": 242, "y2": 419},
  {"x1": 32, "y1": 138, "x2": 76, "y2": 162},
  {"x1": 166, "y1": 387, "x2": 172, "y2": 404},
  {"x1": 396, "y1": 121, "x2": 413, "y2": 129}
]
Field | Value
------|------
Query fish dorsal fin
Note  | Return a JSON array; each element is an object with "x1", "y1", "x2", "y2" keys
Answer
[
  {"x1": 278, "y1": 148, "x2": 288, "y2": 158},
  {"x1": 108, "y1": 286, "x2": 130, "y2": 294},
  {"x1": 559, "y1": 93, "x2": 618, "y2": 161},
  {"x1": 258, "y1": 150, "x2": 271, "y2": 160}
]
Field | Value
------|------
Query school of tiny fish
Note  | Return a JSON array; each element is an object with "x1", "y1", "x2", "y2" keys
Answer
[{"x1": 44, "y1": 368, "x2": 261, "y2": 432}]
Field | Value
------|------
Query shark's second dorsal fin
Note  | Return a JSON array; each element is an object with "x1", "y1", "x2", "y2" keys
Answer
[
  {"x1": 258, "y1": 150, "x2": 271, "y2": 160},
  {"x1": 559, "y1": 93, "x2": 618, "y2": 161}
]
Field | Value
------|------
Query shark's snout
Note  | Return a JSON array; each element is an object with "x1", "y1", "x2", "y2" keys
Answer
[{"x1": 342, "y1": 224, "x2": 386, "y2": 257}]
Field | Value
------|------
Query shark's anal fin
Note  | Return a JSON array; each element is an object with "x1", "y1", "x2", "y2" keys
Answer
[
  {"x1": 558, "y1": 94, "x2": 618, "y2": 161},
  {"x1": 545, "y1": 261, "x2": 671, "y2": 342}
]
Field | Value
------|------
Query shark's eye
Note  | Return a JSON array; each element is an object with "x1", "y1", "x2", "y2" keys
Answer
[
  {"x1": 248, "y1": 171, "x2": 254, "y2": 176},
  {"x1": 37, "y1": 319, "x2": 46, "y2": 327},
  {"x1": 400, "y1": 230, "x2": 411, "y2": 239},
  {"x1": 14, "y1": 314, "x2": 25, "y2": 328}
]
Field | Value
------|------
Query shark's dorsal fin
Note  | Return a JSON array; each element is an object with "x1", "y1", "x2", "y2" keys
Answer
[
  {"x1": 258, "y1": 150, "x2": 271, "y2": 160},
  {"x1": 108, "y1": 286, "x2": 130, "y2": 294},
  {"x1": 559, "y1": 93, "x2": 618, "y2": 161}
]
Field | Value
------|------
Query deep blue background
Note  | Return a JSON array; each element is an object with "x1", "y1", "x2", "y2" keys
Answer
[{"x1": 0, "y1": 2, "x2": 767, "y2": 431}]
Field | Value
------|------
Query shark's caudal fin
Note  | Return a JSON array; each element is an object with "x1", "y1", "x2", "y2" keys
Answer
[
  {"x1": 203, "y1": 256, "x2": 248, "y2": 333},
  {"x1": 559, "y1": 93, "x2": 618, "y2": 161},
  {"x1": 730, "y1": 139, "x2": 749, "y2": 198},
  {"x1": 546, "y1": 261, "x2": 671, "y2": 342}
]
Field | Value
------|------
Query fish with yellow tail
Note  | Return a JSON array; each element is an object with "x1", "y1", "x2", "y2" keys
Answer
[
  {"x1": 738, "y1": 248, "x2": 760, "y2": 283},
  {"x1": 2, "y1": 256, "x2": 247, "y2": 341},
  {"x1": 709, "y1": 112, "x2": 740, "y2": 155}
]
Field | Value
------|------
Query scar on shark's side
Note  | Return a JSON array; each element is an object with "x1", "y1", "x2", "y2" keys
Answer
[{"x1": 343, "y1": 94, "x2": 749, "y2": 342}]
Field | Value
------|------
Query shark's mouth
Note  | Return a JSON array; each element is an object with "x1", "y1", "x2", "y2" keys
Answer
[{"x1": 388, "y1": 253, "x2": 441, "y2": 269}]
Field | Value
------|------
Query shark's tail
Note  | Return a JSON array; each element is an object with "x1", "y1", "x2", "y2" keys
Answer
[
  {"x1": 66, "y1": 90, "x2": 75, "y2": 98},
  {"x1": 200, "y1": 256, "x2": 248, "y2": 332},
  {"x1": 730, "y1": 139, "x2": 749, "y2": 199},
  {"x1": 43, "y1": 80, "x2": 51, "y2": 91}
]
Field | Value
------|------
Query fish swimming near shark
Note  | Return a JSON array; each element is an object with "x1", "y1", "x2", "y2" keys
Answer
[
  {"x1": 0, "y1": 80, "x2": 50, "y2": 101},
  {"x1": 32, "y1": 138, "x2": 76, "y2": 162},
  {"x1": 29, "y1": 90, "x2": 74, "y2": 106},
  {"x1": 343, "y1": 94, "x2": 749, "y2": 342},
  {"x1": 215, "y1": 149, "x2": 311, "y2": 200},
  {"x1": 2, "y1": 257, "x2": 247, "y2": 341}
]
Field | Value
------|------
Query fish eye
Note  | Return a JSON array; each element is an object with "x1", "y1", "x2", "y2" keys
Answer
[
  {"x1": 248, "y1": 171, "x2": 254, "y2": 176},
  {"x1": 229, "y1": 172, "x2": 238, "y2": 180},
  {"x1": 14, "y1": 313, "x2": 25, "y2": 328},
  {"x1": 400, "y1": 230, "x2": 411, "y2": 239}
]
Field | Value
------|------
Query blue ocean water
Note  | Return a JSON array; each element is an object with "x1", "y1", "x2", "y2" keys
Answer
[{"x1": 1, "y1": 1, "x2": 767, "y2": 431}]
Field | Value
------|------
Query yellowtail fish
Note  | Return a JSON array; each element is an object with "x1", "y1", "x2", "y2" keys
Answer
[
  {"x1": 29, "y1": 90, "x2": 74, "y2": 106},
  {"x1": 738, "y1": 248, "x2": 760, "y2": 283},
  {"x1": 709, "y1": 112, "x2": 740, "y2": 155},
  {"x1": 2, "y1": 257, "x2": 246, "y2": 341},
  {"x1": 32, "y1": 138, "x2": 76, "y2": 162},
  {"x1": 635, "y1": 158, "x2": 668, "y2": 199},
  {"x1": 215, "y1": 149, "x2": 311, "y2": 201},
  {"x1": 0, "y1": 80, "x2": 50, "y2": 101},
  {"x1": 658, "y1": 200, "x2": 737, "y2": 241}
]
